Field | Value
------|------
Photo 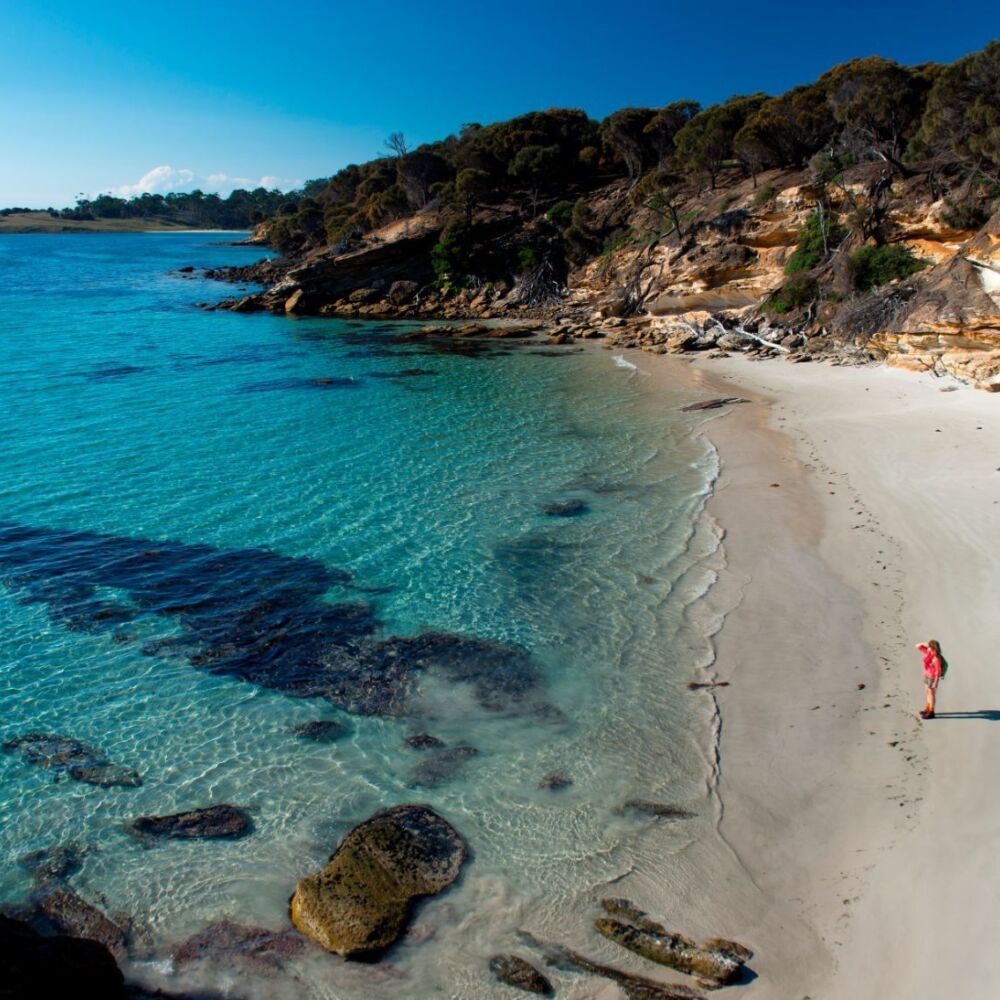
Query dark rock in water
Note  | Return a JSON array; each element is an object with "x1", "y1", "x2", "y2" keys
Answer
[
  {"x1": 404, "y1": 732, "x2": 446, "y2": 750},
  {"x1": 173, "y1": 919, "x2": 305, "y2": 970},
  {"x1": 678, "y1": 396, "x2": 748, "y2": 412},
  {"x1": 0, "y1": 522, "x2": 544, "y2": 720},
  {"x1": 619, "y1": 800, "x2": 696, "y2": 820},
  {"x1": 33, "y1": 886, "x2": 128, "y2": 958},
  {"x1": 3, "y1": 732, "x2": 105, "y2": 769},
  {"x1": 489, "y1": 954, "x2": 553, "y2": 994},
  {"x1": 542, "y1": 499, "x2": 589, "y2": 517},
  {"x1": 130, "y1": 805, "x2": 253, "y2": 841},
  {"x1": 18, "y1": 845, "x2": 86, "y2": 884},
  {"x1": 3, "y1": 733, "x2": 141, "y2": 788},
  {"x1": 235, "y1": 376, "x2": 361, "y2": 394},
  {"x1": 292, "y1": 720, "x2": 346, "y2": 743},
  {"x1": 367, "y1": 368, "x2": 439, "y2": 379},
  {"x1": 0, "y1": 914, "x2": 127, "y2": 999},
  {"x1": 538, "y1": 770, "x2": 572, "y2": 791},
  {"x1": 69, "y1": 763, "x2": 143, "y2": 788},
  {"x1": 176, "y1": 266, "x2": 196, "y2": 273},
  {"x1": 407, "y1": 746, "x2": 478, "y2": 788},
  {"x1": 597, "y1": 898, "x2": 752, "y2": 989},
  {"x1": 84, "y1": 363, "x2": 151, "y2": 381},
  {"x1": 517, "y1": 930, "x2": 703, "y2": 999},
  {"x1": 290, "y1": 804, "x2": 467, "y2": 957}
]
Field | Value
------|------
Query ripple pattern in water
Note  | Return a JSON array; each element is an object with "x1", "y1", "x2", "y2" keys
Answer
[{"x1": 0, "y1": 233, "x2": 721, "y2": 998}]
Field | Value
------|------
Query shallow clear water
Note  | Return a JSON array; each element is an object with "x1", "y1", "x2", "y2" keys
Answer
[{"x1": 0, "y1": 233, "x2": 721, "y2": 997}]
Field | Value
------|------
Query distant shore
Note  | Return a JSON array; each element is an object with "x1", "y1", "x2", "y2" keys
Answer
[
  {"x1": 642, "y1": 352, "x2": 999, "y2": 998},
  {"x1": 0, "y1": 212, "x2": 250, "y2": 234}
]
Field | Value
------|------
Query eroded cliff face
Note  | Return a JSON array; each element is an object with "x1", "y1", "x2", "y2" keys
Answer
[{"x1": 223, "y1": 167, "x2": 1000, "y2": 389}]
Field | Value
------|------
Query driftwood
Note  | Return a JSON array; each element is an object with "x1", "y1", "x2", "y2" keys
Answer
[{"x1": 597, "y1": 899, "x2": 753, "y2": 990}]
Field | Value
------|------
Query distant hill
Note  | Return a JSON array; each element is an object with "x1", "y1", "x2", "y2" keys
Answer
[{"x1": 0, "y1": 212, "x2": 214, "y2": 233}]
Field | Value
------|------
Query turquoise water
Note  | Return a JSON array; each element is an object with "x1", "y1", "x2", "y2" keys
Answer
[{"x1": 0, "y1": 233, "x2": 721, "y2": 997}]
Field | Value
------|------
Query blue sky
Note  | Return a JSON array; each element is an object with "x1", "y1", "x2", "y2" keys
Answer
[{"x1": 1, "y1": 1, "x2": 994, "y2": 207}]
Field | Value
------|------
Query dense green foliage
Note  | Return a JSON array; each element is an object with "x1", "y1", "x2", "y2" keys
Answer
[
  {"x1": 848, "y1": 244, "x2": 927, "y2": 290},
  {"x1": 785, "y1": 210, "x2": 848, "y2": 273},
  {"x1": 241, "y1": 41, "x2": 999, "y2": 268},
  {"x1": 765, "y1": 273, "x2": 819, "y2": 313}
]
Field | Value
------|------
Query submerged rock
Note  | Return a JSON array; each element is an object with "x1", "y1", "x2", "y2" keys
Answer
[
  {"x1": 0, "y1": 522, "x2": 545, "y2": 720},
  {"x1": 129, "y1": 805, "x2": 253, "y2": 841},
  {"x1": 542, "y1": 499, "x2": 589, "y2": 517},
  {"x1": 292, "y1": 720, "x2": 347, "y2": 743},
  {"x1": 407, "y1": 746, "x2": 478, "y2": 788},
  {"x1": 0, "y1": 914, "x2": 127, "y2": 998},
  {"x1": 538, "y1": 770, "x2": 572, "y2": 791},
  {"x1": 289, "y1": 804, "x2": 467, "y2": 957},
  {"x1": 33, "y1": 887, "x2": 128, "y2": 958},
  {"x1": 597, "y1": 898, "x2": 752, "y2": 989},
  {"x1": 69, "y1": 763, "x2": 143, "y2": 788},
  {"x1": 618, "y1": 800, "x2": 696, "y2": 820},
  {"x1": 404, "y1": 732, "x2": 446, "y2": 750},
  {"x1": 489, "y1": 954, "x2": 554, "y2": 995},
  {"x1": 18, "y1": 845, "x2": 86, "y2": 884},
  {"x1": 3, "y1": 733, "x2": 141, "y2": 788},
  {"x1": 173, "y1": 919, "x2": 305, "y2": 970}
]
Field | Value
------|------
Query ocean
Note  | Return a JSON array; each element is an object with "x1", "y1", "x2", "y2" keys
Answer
[{"x1": 0, "y1": 232, "x2": 723, "y2": 997}]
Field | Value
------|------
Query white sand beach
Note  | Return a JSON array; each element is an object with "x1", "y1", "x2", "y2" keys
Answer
[{"x1": 633, "y1": 351, "x2": 1000, "y2": 999}]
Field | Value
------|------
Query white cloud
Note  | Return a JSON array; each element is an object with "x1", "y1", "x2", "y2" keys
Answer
[{"x1": 107, "y1": 165, "x2": 302, "y2": 198}]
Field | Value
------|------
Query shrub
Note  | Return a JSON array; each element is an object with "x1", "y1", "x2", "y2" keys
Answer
[
  {"x1": 848, "y1": 244, "x2": 926, "y2": 291},
  {"x1": 752, "y1": 185, "x2": 777, "y2": 208},
  {"x1": 765, "y1": 273, "x2": 818, "y2": 313},
  {"x1": 431, "y1": 221, "x2": 474, "y2": 285},
  {"x1": 517, "y1": 246, "x2": 541, "y2": 272},
  {"x1": 545, "y1": 200, "x2": 574, "y2": 228},
  {"x1": 785, "y1": 210, "x2": 847, "y2": 274},
  {"x1": 939, "y1": 200, "x2": 989, "y2": 232}
]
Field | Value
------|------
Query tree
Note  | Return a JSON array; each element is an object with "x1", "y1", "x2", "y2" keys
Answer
[
  {"x1": 508, "y1": 144, "x2": 560, "y2": 215},
  {"x1": 455, "y1": 168, "x2": 490, "y2": 224},
  {"x1": 600, "y1": 107, "x2": 657, "y2": 181},
  {"x1": 909, "y1": 42, "x2": 1000, "y2": 181},
  {"x1": 733, "y1": 83, "x2": 836, "y2": 179},
  {"x1": 673, "y1": 94, "x2": 769, "y2": 187},
  {"x1": 643, "y1": 101, "x2": 701, "y2": 166},
  {"x1": 385, "y1": 132, "x2": 409, "y2": 158},
  {"x1": 821, "y1": 57, "x2": 928, "y2": 170}
]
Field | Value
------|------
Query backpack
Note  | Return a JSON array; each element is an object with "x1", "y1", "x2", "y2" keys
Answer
[{"x1": 939, "y1": 655, "x2": 949, "y2": 679}]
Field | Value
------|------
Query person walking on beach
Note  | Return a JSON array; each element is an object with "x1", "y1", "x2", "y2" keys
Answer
[{"x1": 916, "y1": 639, "x2": 946, "y2": 719}]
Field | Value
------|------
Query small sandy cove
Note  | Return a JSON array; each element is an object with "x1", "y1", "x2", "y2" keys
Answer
[{"x1": 640, "y1": 352, "x2": 999, "y2": 999}]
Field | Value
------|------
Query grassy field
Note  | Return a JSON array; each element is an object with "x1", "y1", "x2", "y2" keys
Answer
[{"x1": 0, "y1": 212, "x2": 235, "y2": 233}]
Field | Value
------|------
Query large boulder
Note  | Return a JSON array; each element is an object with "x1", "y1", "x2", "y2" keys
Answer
[
  {"x1": 388, "y1": 280, "x2": 419, "y2": 306},
  {"x1": 289, "y1": 804, "x2": 467, "y2": 957}
]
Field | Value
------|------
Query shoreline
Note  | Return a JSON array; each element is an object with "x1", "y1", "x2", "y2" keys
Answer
[{"x1": 640, "y1": 351, "x2": 999, "y2": 998}]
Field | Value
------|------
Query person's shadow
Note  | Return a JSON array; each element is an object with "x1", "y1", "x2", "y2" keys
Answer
[{"x1": 933, "y1": 710, "x2": 1000, "y2": 721}]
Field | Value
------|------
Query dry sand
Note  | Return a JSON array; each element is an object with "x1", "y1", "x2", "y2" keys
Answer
[{"x1": 633, "y1": 352, "x2": 999, "y2": 999}]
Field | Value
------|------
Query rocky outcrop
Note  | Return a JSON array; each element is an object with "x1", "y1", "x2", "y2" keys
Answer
[
  {"x1": 129, "y1": 805, "x2": 253, "y2": 840},
  {"x1": 489, "y1": 954, "x2": 554, "y2": 994},
  {"x1": 518, "y1": 930, "x2": 704, "y2": 999},
  {"x1": 32, "y1": 887, "x2": 128, "y2": 959},
  {"x1": 289, "y1": 804, "x2": 467, "y2": 957},
  {"x1": 2, "y1": 733, "x2": 141, "y2": 787},
  {"x1": 863, "y1": 210, "x2": 1000, "y2": 389},
  {"x1": 596, "y1": 899, "x2": 752, "y2": 990}
]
